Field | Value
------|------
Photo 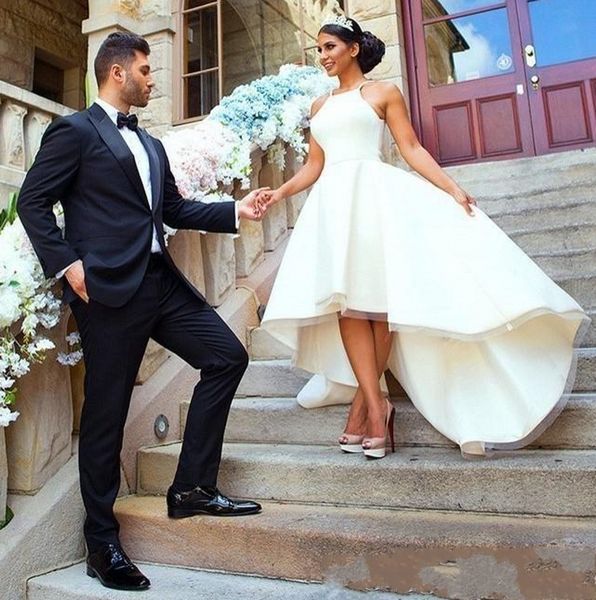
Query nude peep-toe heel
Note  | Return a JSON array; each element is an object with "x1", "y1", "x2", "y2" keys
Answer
[
  {"x1": 338, "y1": 433, "x2": 365, "y2": 453},
  {"x1": 362, "y1": 397, "x2": 395, "y2": 459}
]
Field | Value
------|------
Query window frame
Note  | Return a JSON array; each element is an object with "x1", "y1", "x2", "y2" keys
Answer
[{"x1": 173, "y1": 0, "x2": 349, "y2": 124}]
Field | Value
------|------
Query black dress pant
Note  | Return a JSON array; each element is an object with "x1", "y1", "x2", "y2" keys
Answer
[{"x1": 70, "y1": 254, "x2": 248, "y2": 552}]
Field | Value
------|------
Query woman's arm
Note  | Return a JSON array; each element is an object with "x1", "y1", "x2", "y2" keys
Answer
[
  {"x1": 264, "y1": 97, "x2": 327, "y2": 205},
  {"x1": 377, "y1": 83, "x2": 476, "y2": 216}
]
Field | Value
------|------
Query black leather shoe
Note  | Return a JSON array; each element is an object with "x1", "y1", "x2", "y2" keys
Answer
[
  {"x1": 86, "y1": 543, "x2": 150, "y2": 591},
  {"x1": 167, "y1": 485, "x2": 262, "y2": 518}
]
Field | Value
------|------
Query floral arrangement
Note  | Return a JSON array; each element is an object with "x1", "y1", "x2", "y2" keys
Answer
[
  {"x1": 0, "y1": 218, "x2": 61, "y2": 426},
  {"x1": 211, "y1": 64, "x2": 334, "y2": 166},
  {"x1": 0, "y1": 64, "x2": 333, "y2": 426},
  {"x1": 161, "y1": 119, "x2": 252, "y2": 203}
]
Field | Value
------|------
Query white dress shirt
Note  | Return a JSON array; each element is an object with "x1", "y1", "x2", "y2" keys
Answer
[{"x1": 95, "y1": 98, "x2": 162, "y2": 254}]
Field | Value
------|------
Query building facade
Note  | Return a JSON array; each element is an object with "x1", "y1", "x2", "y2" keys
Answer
[{"x1": 2, "y1": 0, "x2": 596, "y2": 205}]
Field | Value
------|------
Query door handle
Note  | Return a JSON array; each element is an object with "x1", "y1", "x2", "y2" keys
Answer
[
  {"x1": 524, "y1": 44, "x2": 536, "y2": 67},
  {"x1": 530, "y1": 74, "x2": 540, "y2": 90}
]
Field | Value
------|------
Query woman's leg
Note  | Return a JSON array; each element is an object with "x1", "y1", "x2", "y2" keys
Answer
[
  {"x1": 342, "y1": 320, "x2": 394, "y2": 435},
  {"x1": 339, "y1": 317, "x2": 387, "y2": 438}
]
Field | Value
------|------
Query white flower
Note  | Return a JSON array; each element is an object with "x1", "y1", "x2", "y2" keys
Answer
[
  {"x1": 26, "y1": 337, "x2": 55, "y2": 356},
  {"x1": 0, "y1": 405, "x2": 19, "y2": 427},
  {"x1": 0, "y1": 376, "x2": 14, "y2": 389},
  {"x1": 11, "y1": 358, "x2": 30, "y2": 378},
  {"x1": 57, "y1": 350, "x2": 83, "y2": 366},
  {"x1": 66, "y1": 332, "x2": 81, "y2": 346}
]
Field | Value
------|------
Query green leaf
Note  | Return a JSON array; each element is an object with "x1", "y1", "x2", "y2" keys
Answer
[
  {"x1": 0, "y1": 506, "x2": 14, "y2": 530},
  {"x1": 4, "y1": 391, "x2": 16, "y2": 405},
  {"x1": 0, "y1": 191, "x2": 19, "y2": 232}
]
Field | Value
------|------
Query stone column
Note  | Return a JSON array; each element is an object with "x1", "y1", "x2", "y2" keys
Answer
[
  {"x1": 235, "y1": 156, "x2": 265, "y2": 277},
  {"x1": 5, "y1": 315, "x2": 73, "y2": 494},
  {"x1": 284, "y1": 145, "x2": 309, "y2": 228},
  {"x1": 24, "y1": 110, "x2": 52, "y2": 169},
  {"x1": 0, "y1": 100, "x2": 27, "y2": 171},
  {"x1": 201, "y1": 233, "x2": 237, "y2": 307},
  {"x1": 259, "y1": 155, "x2": 287, "y2": 251},
  {"x1": 349, "y1": 1, "x2": 409, "y2": 94},
  {"x1": 0, "y1": 427, "x2": 7, "y2": 523},
  {"x1": 83, "y1": 0, "x2": 176, "y2": 134}
]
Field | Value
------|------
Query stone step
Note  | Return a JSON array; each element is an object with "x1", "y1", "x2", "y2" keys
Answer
[
  {"x1": 508, "y1": 223, "x2": 596, "y2": 255},
  {"x1": 27, "y1": 562, "x2": 413, "y2": 600},
  {"x1": 584, "y1": 310, "x2": 596, "y2": 346},
  {"x1": 532, "y1": 247, "x2": 596, "y2": 279},
  {"x1": 445, "y1": 147, "x2": 596, "y2": 185},
  {"x1": 180, "y1": 393, "x2": 596, "y2": 450},
  {"x1": 236, "y1": 359, "x2": 311, "y2": 397},
  {"x1": 554, "y1": 274, "x2": 596, "y2": 312},
  {"x1": 137, "y1": 443, "x2": 596, "y2": 517},
  {"x1": 248, "y1": 326, "x2": 292, "y2": 360},
  {"x1": 114, "y1": 496, "x2": 596, "y2": 600},
  {"x1": 490, "y1": 197, "x2": 596, "y2": 232},
  {"x1": 469, "y1": 172, "x2": 596, "y2": 201},
  {"x1": 477, "y1": 181, "x2": 595, "y2": 213},
  {"x1": 576, "y1": 347, "x2": 596, "y2": 391},
  {"x1": 237, "y1": 347, "x2": 594, "y2": 401}
]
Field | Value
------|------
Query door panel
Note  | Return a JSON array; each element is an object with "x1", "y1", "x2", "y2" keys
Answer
[
  {"x1": 412, "y1": 1, "x2": 535, "y2": 164},
  {"x1": 477, "y1": 93, "x2": 523, "y2": 155},
  {"x1": 434, "y1": 101, "x2": 476, "y2": 162},
  {"x1": 517, "y1": 0, "x2": 596, "y2": 154},
  {"x1": 406, "y1": 0, "x2": 596, "y2": 164},
  {"x1": 542, "y1": 83, "x2": 592, "y2": 147}
]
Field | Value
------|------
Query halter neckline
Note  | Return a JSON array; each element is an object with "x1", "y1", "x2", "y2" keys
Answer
[{"x1": 329, "y1": 80, "x2": 370, "y2": 97}]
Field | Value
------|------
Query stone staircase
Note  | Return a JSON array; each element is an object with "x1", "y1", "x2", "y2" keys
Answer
[{"x1": 28, "y1": 149, "x2": 596, "y2": 599}]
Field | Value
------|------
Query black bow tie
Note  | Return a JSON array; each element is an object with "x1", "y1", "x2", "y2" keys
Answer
[{"x1": 117, "y1": 112, "x2": 138, "y2": 131}]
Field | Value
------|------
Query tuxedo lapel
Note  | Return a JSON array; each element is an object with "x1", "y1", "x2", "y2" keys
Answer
[
  {"x1": 137, "y1": 128, "x2": 162, "y2": 216},
  {"x1": 87, "y1": 103, "x2": 149, "y2": 205}
]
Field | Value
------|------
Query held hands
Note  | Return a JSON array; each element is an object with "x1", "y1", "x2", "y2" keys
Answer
[
  {"x1": 237, "y1": 187, "x2": 271, "y2": 221},
  {"x1": 258, "y1": 189, "x2": 284, "y2": 207},
  {"x1": 64, "y1": 259, "x2": 89, "y2": 303},
  {"x1": 449, "y1": 185, "x2": 477, "y2": 217}
]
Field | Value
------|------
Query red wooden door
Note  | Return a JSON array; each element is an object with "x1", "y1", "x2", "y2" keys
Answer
[
  {"x1": 405, "y1": 0, "x2": 596, "y2": 165},
  {"x1": 517, "y1": 0, "x2": 596, "y2": 154}
]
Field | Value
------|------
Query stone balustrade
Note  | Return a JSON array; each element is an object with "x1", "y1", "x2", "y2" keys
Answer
[
  {"x1": 1, "y1": 137, "x2": 305, "y2": 514},
  {"x1": 0, "y1": 80, "x2": 75, "y2": 206}
]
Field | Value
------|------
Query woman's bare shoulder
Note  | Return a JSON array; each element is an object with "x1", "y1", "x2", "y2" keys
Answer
[{"x1": 363, "y1": 80, "x2": 404, "y2": 100}]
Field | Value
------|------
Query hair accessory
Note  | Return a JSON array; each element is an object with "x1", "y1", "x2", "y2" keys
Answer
[{"x1": 321, "y1": 14, "x2": 354, "y2": 32}]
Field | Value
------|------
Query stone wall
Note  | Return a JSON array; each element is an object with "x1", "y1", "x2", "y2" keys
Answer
[{"x1": 0, "y1": 0, "x2": 88, "y2": 109}]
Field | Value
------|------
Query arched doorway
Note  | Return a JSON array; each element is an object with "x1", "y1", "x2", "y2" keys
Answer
[{"x1": 404, "y1": 0, "x2": 596, "y2": 165}]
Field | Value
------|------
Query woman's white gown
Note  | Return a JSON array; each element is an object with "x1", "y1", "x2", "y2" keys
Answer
[{"x1": 261, "y1": 84, "x2": 590, "y2": 455}]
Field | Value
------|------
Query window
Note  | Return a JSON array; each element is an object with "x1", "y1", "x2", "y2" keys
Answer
[
  {"x1": 32, "y1": 49, "x2": 84, "y2": 110},
  {"x1": 177, "y1": 0, "x2": 348, "y2": 121},
  {"x1": 33, "y1": 54, "x2": 64, "y2": 104}
]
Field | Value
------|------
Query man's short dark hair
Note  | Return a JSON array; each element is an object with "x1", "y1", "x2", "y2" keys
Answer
[{"x1": 94, "y1": 32, "x2": 151, "y2": 87}]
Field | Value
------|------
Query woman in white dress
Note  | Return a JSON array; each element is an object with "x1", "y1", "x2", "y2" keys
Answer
[{"x1": 260, "y1": 16, "x2": 590, "y2": 459}]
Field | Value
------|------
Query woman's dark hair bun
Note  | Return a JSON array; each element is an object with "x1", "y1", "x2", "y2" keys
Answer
[
  {"x1": 319, "y1": 18, "x2": 386, "y2": 74},
  {"x1": 358, "y1": 30, "x2": 385, "y2": 74}
]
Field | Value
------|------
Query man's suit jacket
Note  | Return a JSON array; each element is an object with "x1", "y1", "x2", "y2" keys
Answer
[{"x1": 17, "y1": 102, "x2": 236, "y2": 307}]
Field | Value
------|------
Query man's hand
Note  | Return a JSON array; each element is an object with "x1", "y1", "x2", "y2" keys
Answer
[
  {"x1": 237, "y1": 188, "x2": 270, "y2": 222},
  {"x1": 64, "y1": 259, "x2": 89, "y2": 303}
]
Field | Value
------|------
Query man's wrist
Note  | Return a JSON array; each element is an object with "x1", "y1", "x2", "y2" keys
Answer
[
  {"x1": 234, "y1": 200, "x2": 240, "y2": 228},
  {"x1": 56, "y1": 259, "x2": 79, "y2": 279}
]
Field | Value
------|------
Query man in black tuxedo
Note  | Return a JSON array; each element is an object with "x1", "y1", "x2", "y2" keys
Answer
[{"x1": 17, "y1": 32, "x2": 265, "y2": 591}]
